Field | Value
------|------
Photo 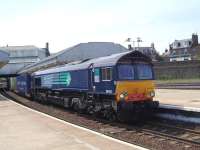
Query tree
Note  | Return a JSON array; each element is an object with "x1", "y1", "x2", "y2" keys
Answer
[{"x1": 155, "y1": 52, "x2": 164, "y2": 62}]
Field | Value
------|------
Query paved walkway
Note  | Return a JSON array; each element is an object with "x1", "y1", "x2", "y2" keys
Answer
[
  {"x1": 155, "y1": 89, "x2": 200, "y2": 108},
  {"x1": 0, "y1": 95, "x2": 144, "y2": 150}
]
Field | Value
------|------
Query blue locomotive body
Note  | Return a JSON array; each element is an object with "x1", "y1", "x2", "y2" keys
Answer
[
  {"x1": 35, "y1": 70, "x2": 89, "y2": 91},
  {"x1": 32, "y1": 61, "x2": 117, "y2": 95}
]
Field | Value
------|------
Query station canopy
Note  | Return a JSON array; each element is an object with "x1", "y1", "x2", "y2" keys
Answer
[
  {"x1": 0, "y1": 45, "x2": 48, "y2": 77},
  {"x1": 19, "y1": 42, "x2": 128, "y2": 74}
]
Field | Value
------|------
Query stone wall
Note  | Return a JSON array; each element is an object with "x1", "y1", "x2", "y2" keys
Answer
[{"x1": 153, "y1": 60, "x2": 200, "y2": 80}]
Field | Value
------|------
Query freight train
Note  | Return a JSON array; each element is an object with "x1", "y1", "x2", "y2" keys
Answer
[{"x1": 16, "y1": 51, "x2": 159, "y2": 121}]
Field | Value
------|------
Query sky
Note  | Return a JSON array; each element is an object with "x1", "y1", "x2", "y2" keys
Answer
[{"x1": 0, "y1": 0, "x2": 200, "y2": 54}]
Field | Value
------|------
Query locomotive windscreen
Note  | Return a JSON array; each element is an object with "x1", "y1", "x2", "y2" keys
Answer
[
  {"x1": 117, "y1": 63, "x2": 153, "y2": 80},
  {"x1": 118, "y1": 65, "x2": 135, "y2": 80},
  {"x1": 136, "y1": 64, "x2": 153, "y2": 79}
]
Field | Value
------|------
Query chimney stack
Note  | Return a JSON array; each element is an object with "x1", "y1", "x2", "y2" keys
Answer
[
  {"x1": 45, "y1": 42, "x2": 50, "y2": 56},
  {"x1": 192, "y1": 33, "x2": 198, "y2": 47},
  {"x1": 46, "y1": 42, "x2": 49, "y2": 50},
  {"x1": 128, "y1": 44, "x2": 133, "y2": 50},
  {"x1": 151, "y1": 43, "x2": 155, "y2": 49}
]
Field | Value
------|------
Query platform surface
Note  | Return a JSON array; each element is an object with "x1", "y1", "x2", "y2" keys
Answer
[
  {"x1": 0, "y1": 95, "x2": 144, "y2": 150},
  {"x1": 155, "y1": 89, "x2": 200, "y2": 108}
]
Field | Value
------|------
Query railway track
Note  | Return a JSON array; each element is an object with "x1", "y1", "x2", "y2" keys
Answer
[
  {"x1": 156, "y1": 83, "x2": 200, "y2": 89},
  {"x1": 142, "y1": 122, "x2": 200, "y2": 146},
  {"x1": 104, "y1": 121, "x2": 200, "y2": 149},
  {"x1": 1, "y1": 90, "x2": 200, "y2": 150},
  {"x1": 145, "y1": 121, "x2": 200, "y2": 144}
]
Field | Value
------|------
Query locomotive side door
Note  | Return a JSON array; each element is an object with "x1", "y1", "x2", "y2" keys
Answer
[
  {"x1": 88, "y1": 63, "x2": 94, "y2": 92},
  {"x1": 89, "y1": 63, "x2": 100, "y2": 93}
]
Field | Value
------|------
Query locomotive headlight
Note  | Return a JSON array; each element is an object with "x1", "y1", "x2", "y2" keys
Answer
[
  {"x1": 119, "y1": 92, "x2": 128, "y2": 100},
  {"x1": 149, "y1": 91, "x2": 155, "y2": 97},
  {"x1": 119, "y1": 93, "x2": 125, "y2": 99}
]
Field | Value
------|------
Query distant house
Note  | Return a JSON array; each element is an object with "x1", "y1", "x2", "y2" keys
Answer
[{"x1": 163, "y1": 34, "x2": 200, "y2": 62}]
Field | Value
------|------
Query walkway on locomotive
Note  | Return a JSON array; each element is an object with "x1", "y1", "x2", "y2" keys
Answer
[{"x1": 32, "y1": 51, "x2": 155, "y2": 102}]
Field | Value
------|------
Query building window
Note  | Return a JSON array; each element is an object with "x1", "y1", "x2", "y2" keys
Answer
[
  {"x1": 102, "y1": 67, "x2": 112, "y2": 81},
  {"x1": 177, "y1": 42, "x2": 181, "y2": 47},
  {"x1": 184, "y1": 49, "x2": 188, "y2": 54},
  {"x1": 189, "y1": 41, "x2": 192, "y2": 46}
]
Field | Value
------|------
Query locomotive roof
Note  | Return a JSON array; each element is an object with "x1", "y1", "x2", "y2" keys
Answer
[{"x1": 33, "y1": 51, "x2": 151, "y2": 76}]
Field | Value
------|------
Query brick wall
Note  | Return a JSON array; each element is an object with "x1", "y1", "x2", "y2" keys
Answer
[{"x1": 153, "y1": 60, "x2": 200, "y2": 79}]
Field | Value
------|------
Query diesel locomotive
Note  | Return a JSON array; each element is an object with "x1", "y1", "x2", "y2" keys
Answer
[{"x1": 16, "y1": 51, "x2": 159, "y2": 121}]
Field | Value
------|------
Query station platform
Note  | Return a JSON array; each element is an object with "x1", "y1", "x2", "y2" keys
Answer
[
  {"x1": 0, "y1": 95, "x2": 145, "y2": 150},
  {"x1": 155, "y1": 89, "x2": 200, "y2": 112}
]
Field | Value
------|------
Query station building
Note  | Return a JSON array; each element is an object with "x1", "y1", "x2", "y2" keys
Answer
[{"x1": 0, "y1": 44, "x2": 49, "y2": 76}]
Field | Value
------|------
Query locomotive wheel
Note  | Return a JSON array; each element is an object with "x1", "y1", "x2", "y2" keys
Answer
[
  {"x1": 117, "y1": 112, "x2": 125, "y2": 122},
  {"x1": 104, "y1": 108, "x2": 117, "y2": 122},
  {"x1": 43, "y1": 93, "x2": 49, "y2": 105},
  {"x1": 108, "y1": 111, "x2": 117, "y2": 122},
  {"x1": 72, "y1": 97, "x2": 85, "y2": 113}
]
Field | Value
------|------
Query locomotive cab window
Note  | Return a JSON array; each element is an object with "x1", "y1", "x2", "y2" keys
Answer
[
  {"x1": 101, "y1": 67, "x2": 112, "y2": 81},
  {"x1": 118, "y1": 64, "x2": 135, "y2": 80},
  {"x1": 136, "y1": 64, "x2": 153, "y2": 80}
]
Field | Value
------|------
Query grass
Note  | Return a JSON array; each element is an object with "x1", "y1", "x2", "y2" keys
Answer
[{"x1": 155, "y1": 78, "x2": 200, "y2": 84}]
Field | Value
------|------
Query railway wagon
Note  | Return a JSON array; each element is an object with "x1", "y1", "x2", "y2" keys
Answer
[
  {"x1": 16, "y1": 73, "x2": 31, "y2": 97},
  {"x1": 9, "y1": 77, "x2": 17, "y2": 91},
  {"x1": 30, "y1": 51, "x2": 158, "y2": 120}
]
